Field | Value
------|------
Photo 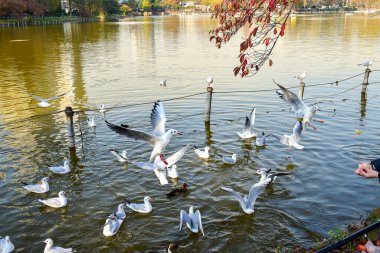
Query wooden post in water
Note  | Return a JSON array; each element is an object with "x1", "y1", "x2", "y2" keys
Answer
[
  {"x1": 205, "y1": 86, "x2": 213, "y2": 122},
  {"x1": 299, "y1": 81, "x2": 305, "y2": 99},
  {"x1": 65, "y1": 106, "x2": 75, "y2": 148},
  {"x1": 361, "y1": 68, "x2": 371, "y2": 100}
]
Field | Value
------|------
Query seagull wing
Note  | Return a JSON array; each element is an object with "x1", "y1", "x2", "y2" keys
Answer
[
  {"x1": 151, "y1": 101, "x2": 166, "y2": 136},
  {"x1": 105, "y1": 120, "x2": 157, "y2": 145},
  {"x1": 247, "y1": 178, "x2": 271, "y2": 208},
  {"x1": 292, "y1": 121, "x2": 303, "y2": 142},
  {"x1": 154, "y1": 169, "x2": 169, "y2": 185},
  {"x1": 158, "y1": 144, "x2": 190, "y2": 168},
  {"x1": 39, "y1": 197, "x2": 62, "y2": 207},
  {"x1": 194, "y1": 210, "x2": 204, "y2": 236},
  {"x1": 276, "y1": 84, "x2": 307, "y2": 117},
  {"x1": 133, "y1": 162, "x2": 161, "y2": 171},
  {"x1": 249, "y1": 107, "x2": 256, "y2": 126},
  {"x1": 23, "y1": 184, "x2": 44, "y2": 193},
  {"x1": 220, "y1": 186, "x2": 246, "y2": 207},
  {"x1": 180, "y1": 210, "x2": 192, "y2": 231},
  {"x1": 242, "y1": 116, "x2": 251, "y2": 135},
  {"x1": 46, "y1": 95, "x2": 59, "y2": 101},
  {"x1": 271, "y1": 134, "x2": 289, "y2": 145},
  {"x1": 31, "y1": 95, "x2": 44, "y2": 101},
  {"x1": 110, "y1": 150, "x2": 126, "y2": 161}
]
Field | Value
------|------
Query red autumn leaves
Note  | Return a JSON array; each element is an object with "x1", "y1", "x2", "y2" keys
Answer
[{"x1": 210, "y1": 0, "x2": 294, "y2": 77}]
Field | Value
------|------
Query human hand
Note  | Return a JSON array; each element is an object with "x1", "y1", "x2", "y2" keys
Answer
[{"x1": 355, "y1": 163, "x2": 379, "y2": 178}]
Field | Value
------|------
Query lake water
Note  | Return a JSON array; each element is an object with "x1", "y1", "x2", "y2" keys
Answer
[{"x1": 0, "y1": 14, "x2": 380, "y2": 252}]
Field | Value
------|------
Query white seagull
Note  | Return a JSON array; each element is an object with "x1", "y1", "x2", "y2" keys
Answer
[
  {"x1": 237, "y1": 107, "x2": 257, "y2": 139},
  {"x1": 256, "y1": 168, "x2": 292, "y2": 183},
  {"x1": 88, "y1": 117, "x2": 96, "y2": 127},
  {"x1": 133, "y1": 144, "x2": 190, "y2": 185},
  {"x1": 99, "y1": 104, "x2": 106, "y2": 113},
  {"x1": 48, "y1": 161, "x2": 70, "y2": 174},
  {"x1": 22, "y1": 177, "x2": 50, "y2": 193},
  {"x1": 167, "y1": 165, "x2": 179, "y2": 179},
  {"x1": 179, "y1": 206, "x2": 204, "y2": 236},
  {"x1": 110, "y1": 149, "x2": 128, "y2": 162},
  {"x1": 0, "y1": 236, "x2": 15, "y2": 253},
  {"x1": 220, "y1": 178, "x2": 271, "y2": 214},
  {"x1": 272, "y1": 121, "x2": 304, "y2": 150},
  {"x1": 255, "y1": 132, "x2": 270, "y2": 147},
  {"x1": 30, "y1": 90, "x2": 69, "y2": 108},
  {"x1": 206, "y1": 76, "x2": 213, "y2": 87},
  {"x1": 294, "y1": 71, "x2": 307, "y2": 82},
  {"x1": 276, "y1": 83, "x2": 321, "y2": 129},
  {"x1": 194, "y1": 146, "x2": 210, "y2": 159},
  {"x1": 216, "y1": 153, "x2": 237, "y2": 165},
  {"x1": 160, "y1": 80, "x2": 167, "y2": 86},
  {"x1": 115, "y1": 203, "x2": 126, "y2": 220},
  {"x1": 38, "y1": 191, "x2": 67, "y2": 208},
  {"x1": 358, "y1": 60, "x2": 373, "y2": 67},
  {"x1": 43, "y1": 238, "x2": 76, "y2": 253},
  {"x1": 106, "y1": 101, "x2": 183, "y2": 162},
  {"x1": 103, "y1": 213, "x2": 124, "y2": 237},
  {"x1": 125, "y1": 196, "x2": 152, "y2": 213}
]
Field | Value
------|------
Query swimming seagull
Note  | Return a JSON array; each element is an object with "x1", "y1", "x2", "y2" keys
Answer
[
  {"x1": 30, "y1": 90, "x2": 69, "y2": 108},
  {"x1": 125, "y1": 196, "x2": 152, "y2": 213},
  {"x1": 256, "y1": 168, "x2": 292, "y2": 183},
  {"x1": 237, "y1": 107, "x2": 257, "y2": 139},
  {"x1": 133, "y1": 144, "x2": 190, "y2": 185},
  {"x1": 220, "y1": 178, "x2": 271, "y2": 214},
  {"x1": 43, "y1": 238, "x2": 77, "y2": 253},
  {"x1": 160, "y1": 80, "x2": 167, "y2": 86},
  {"x1": 99, "y1": 104, "x2": 106, "y2": 113},
  {"x1": 294, "y1": 71, "x2": 307, "y2": 82},
  {"x1": 358, "y1": 60, "x2": 373, "y2": 67},
  {"x1": 179, "y1": 206, "x2": 204, "y2": 236},
  {"x1": 48, "y1": 161, "x2": 70, "y2": 174},
  {"x1": 255, "y1": 132, "x2": 270, "y2": 147},
  {"x1": 206, "y1": 76, "x2": 213, "y2": 87},
  {"x1": 22, "y1": 177, "x2": 50, "y2": 193},
  {"x1": 105, "y1": 101, "x2": 183, "y2": 162},
  {"x1": 38, "y1": 191, "x2": 67, "y2": 208},
  {"x1": 271, "y1": 121, "x2": 304, "y2": 150},
  {"x1": 88, "y1": 116, "x2": 96, "y2": 127},
  {"x1": 115, "y1": 203, "x2": 126, "y2": 220},
  {"x1": 216, "y1": 153, "x2": 238, "y2": 165},
  {"x1": 194, "y1": 146, "x2": 210, "y2": 159},
  {"x1": 276, "y1": 83, "x2": 321, "y2": 129},
  {"x1": 110, "y1": 149, "x2": 128, "y2": 162},
  {"x1": 0, "y1": 236, "x2": 15, "y2": 253},
  {"x1": 103, "y1": 213, "x2": 123, "y2": 237}
]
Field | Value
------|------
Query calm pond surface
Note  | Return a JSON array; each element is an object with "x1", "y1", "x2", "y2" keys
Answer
[{"x1": 1, "y1": 14, "x2": 380, "y2": 252}]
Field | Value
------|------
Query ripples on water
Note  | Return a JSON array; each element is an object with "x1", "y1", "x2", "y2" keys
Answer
[{"x1": 0, "y1": 14, "x2": 380, "y2": 252}]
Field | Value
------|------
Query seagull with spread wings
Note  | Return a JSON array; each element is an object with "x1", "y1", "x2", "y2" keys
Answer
[
  {"x1": 105, "y1": 101, "x2": 183, "y2": 162},
  {"x1": 221, "y1": 178, "x2": 271, "y2": 214},
  {"x1": 132, "y1": 145, "x2": 190, "y2": 185},
  {"x1": 29, "y1": 90, "x2": 70, "y2": 108},
  {"x1": 271, "y1": 121, "x2": 304, "y2": 150},
  {"x1": 179, "y1": 206, "x2": 204, "y2": 236},
  {"x1": 276, "y1": 83, "x2": 321, "y2": 129},
  {"x1": 237, "y1": 107, "x2": 257, "y2": 139}
]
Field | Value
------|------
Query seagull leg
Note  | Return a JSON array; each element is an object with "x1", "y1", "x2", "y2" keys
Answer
[
  {"x1": 307, "y1": 122, "x2": 317, "y2": 130},
  {"x1": 313, "y1": 119, "x2": 324, "y2": 123}
]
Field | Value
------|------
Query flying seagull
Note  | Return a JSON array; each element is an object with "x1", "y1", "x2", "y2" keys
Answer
[
  {"x1": 105, "y1": 101, "x2": 183, "y2": 162},
  {"x1": 271, "y1": 121, "x2": 304, "y2": 150},
  {"x1": 133, "y1": 144, "x2": 190, "y2": 185},
  {"x1": 30, "y1": 90, "x2": 70, "y2": 108},
  {"x1": 237, "y1": 107, "x2": 257, "y2": 139},
  {"x1": 110, "y1": 149, "x2": 128, "y2": 162},
  {"x1": 256, "y1": 168, "x2": 292, "y2": 183},
  {"x1": 256, "y1": 132, "x2": 270, "y2": 147},
  {"x1": 220, "y1": 178, "x2": 271, "y2": 214},
  {"x1": 179, "y1": 206, "x2": 204, "y2": 236},
  {"x1": 276, "y1": 83, "x2": 321, "y2": 129}
]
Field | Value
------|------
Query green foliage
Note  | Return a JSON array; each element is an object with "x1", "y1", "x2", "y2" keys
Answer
[
  {"x1": 120, "y1": 3, "x2": 132, "y2": 15},
  {"x1": 328, "y1": 227, "x2": 348, "y2": 241},
  {"x1": 140, "y1": 0, "x2": 151, "y2": 10}
]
